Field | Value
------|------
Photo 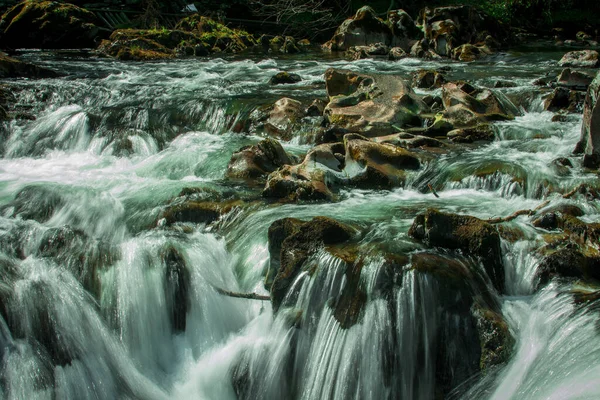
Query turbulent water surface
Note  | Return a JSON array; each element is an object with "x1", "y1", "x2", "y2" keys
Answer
[{"x1": 0, "y1": 48, "x2": 599, "y2": 399}]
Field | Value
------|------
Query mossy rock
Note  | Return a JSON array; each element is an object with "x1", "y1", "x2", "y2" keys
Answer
[
  {"x1": 160, "y1": 199, "x2": 244, "y2": 226},
  {"x1": 0, "y1": 1, "x2": 100, "y2": 49},
  {"x1": 0, "y1": 53, "x2": 59, "y2": 78}
]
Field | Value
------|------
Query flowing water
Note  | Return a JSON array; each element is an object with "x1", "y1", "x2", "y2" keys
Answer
[{"x1": 0, "y1": 48, "x2": 599, "y2": 399}]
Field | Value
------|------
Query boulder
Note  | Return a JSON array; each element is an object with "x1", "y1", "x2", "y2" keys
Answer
[
  {"x1": 429, "y1": 82, "x2": 520, "y2": 134},
  {"x1": 226, "y1": 138, "x2": 296, "y2": 182},
  {"x1": 574, "y1": 70, "x2": 600, "y2": 157},
  {"x1": 160, "y1": 199, "x2": 244, "y2": 225},
  {"x1": 408, "y1": 209, "x2": 505, "y2": 292},
  {"x1": 324, "y1": 68, "x2": 429, "y2": 136},
  {"x1": 0, "y1": 53, "x2": 58, "y2": 78},
  {"x1": 0, "y1": 1, "x2": 99, "y2": 49},
  {"x1": 412, "y1": 69, "x2": 446, "y2": 89},
  {"x1": 388, "y1": 9, "x2": 421, "y2": 42},
  {"x1": 447, "y1": 124, "x2": 495, "y2": 143},
  {"x1": 267, "y1": 217, "x2": 356, "y2": 310},
  {"x1": 544, "y1": 87, "x2": 585, "y2": 113},
  {"x1": 269, "y1": 72, "x2": 302, "y2": 85},
  {"x1": 305, "y1": 99, "x2": 326, "y2": 117},
  {"x1": 419, "y1": 5, "x2": 508, "y2": 58},
  {"x1": 97, "y1": 34, "x2": 175, "y2": 61},
  {"x1": 557, "y1": 68, "x2": 595, "y2": 91},
  {"x1": 346, "y1": 42, "x2": 389, "y2": 60},
  {"x1": 323, "y1": 6, "x2": 392, "y2": 51},
  {"x1": 558, "y1": 50, "x2": 599, "y2": 68},
  {"x1": 451, "y1": 43, "x2": 493, "y2": 62},
  {"x1": 264, "y1": 97, "x2": 305, "y2": 140},
  {"x1": 6, "y1": 185, "x2": 64, "y2": 223},
  {"x1": 388, "y1": 46, "x2": 408, "y2": 60},
  {"x1": 535, "y1": 245, "x2": 600, "y2": 289}
]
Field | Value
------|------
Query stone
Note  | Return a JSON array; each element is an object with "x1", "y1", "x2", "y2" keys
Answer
[
  {"x1": 0, "y1": 1, "x2": 99, "y2": 49},
  {"x1": 346, "y1": 43, "x2": 389, "y2": 60},
  {"x1": 409, "y1": 209, "x2": 505, "y2": 292},
  {"x1": 226, "y1": 138, "x2": 296, "y2": 182},
  {"x1": 558, "y1": 50, "x2": 600, "y2": 68},
  {"x1": 305, "y1": 99, "x2": 326, "y2": 117},
  {"x1": 324, "y1": 68, "x2": 429, "y2": 136},
  {"x1": 161, "y1": 199, "x2": 244, "y2": 225},
  {"x1": 269, "y1": 72, "x2": 302, "y2": 85},
  {"x1": 451, "y1": 43, "x2": 493, "y2": 62},
  {"x1": 0, "y1": 53, "x2": 59, "y2": 78},
  {"x1": 447, "y1": 124, "x2": 495, "y2": 143},
  {"x1": 535, "y1": 245, "x2": 600, "y2": 289},
  {"x1": 544, "y1": 87, "x2": 585, "y2": 113},
  {"x1": 557, "y1": 68, "x2": 595, "y2": 91},
  {"x1": 574, "y1": 70, "x2": 600, "y2": 156},
  {"x1": 413, "y1": 69, "x2": 446, "y2": 89},
  {"x1": 323, "y1": 6, "x2": 392, "y2": 51},
  {"x1": 388, "y1": 46, "x2": 408, "y2": 60},
  {"x1": 161, "y1": 245, "x2": 191, "y2": 332},
  {"x1": 264, "y1": 98, "x2": 305, "y2": 140}
]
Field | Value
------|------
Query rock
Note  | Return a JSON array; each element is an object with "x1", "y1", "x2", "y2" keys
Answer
[
  {"x1": 447, "y1": 124, "x2": 495, "y2": 143},
  {"x1": 558, "y1": 50, "x2": 600, "y2": 68},
  {"x1": 6, "y1": 185, "x2": 64, "y2": 223},
  {"x1": 557, "y1": 68, "x2": 595, "y2": 91},
  {"x1": 576, "y1": 31, "x2": 593, "y2": 42},
  {"x1": 0, "y1": 53, "x2": 58, "y2": 78},
  {"x1": 305, "y1": 99, "x2": 326, "y2": 117},
  {"x1": 493, "y1": 80, "x2": 517, "y2": 88},
  {"x1": 267, "y1": 216, "x2": 356, "y2": 310},
  {"x1": 324, "y1": 68, "x2": 429, "y2": 136},
  {"x1": 161, "y1": 245, "x2": 190, "y2": 332},
  {"x1": 409, "y1": 209, "x2": 505, "y2": 292},
  {"x1": 388, "y1": 46, "x2": 408, "y2": 60},
  {"x1": 535, "y1": 245, "x2": 600, "y2": 289},
  {"x1": 430, "y1": 82, "x2": 520, "y2": 134},
  {"x1": 343, "y1": 133, "x2": 420, "y2": 189},
  {"x1": 419, "y1": 5, "x2": 508, "y2": 58},
  {"x1": 451, "y1": 43, "x2": 493, "y2": 62},
  {"x1": 97, "y1": 35, "x2": 174, "y2": 61},
  {"x1": 388, "y1": 9, "x2": 421, "y2": 42},
  {"x1": 544, "y1": 87, "x2": 585, "y2": 113},
  {"x1": 0, "y1": 1, "x2": 99, "y2": 49},
  {"x1": 574, "y1": 70, "x2": 600, "y2": 156},
  {"x1": 412, "y1": 69, "x2": 446, "y2": 89},
  {"x1": 264, "y1": 97, "x2": 305, "y2": 140},
  {"x1": 269, "y1": 72, "x2": 302, "y2": 85},
  {"x1": 160, "y1": 199, "x2": 244, "y2": 225},
  {"x1": 583, "y1": 153, "x2": 600, "y2": 169},
  {"x1": 281, "y1": 36, "x2": 300, "y2": 54},
  {"x1": 376, "y1": 132, "x2": 445, "y2": 148},
  {"x1": 226, "y1": 138, "x2": 296, "y2": 181},
  {"x1": 323, "y1": 6, "x2": 392, "y2": 51},
  {"x1": 346, "y1": 42, "x2": 389, "y2": 60}
]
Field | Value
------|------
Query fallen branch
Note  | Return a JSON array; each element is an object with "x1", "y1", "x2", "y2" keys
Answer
[
  {"x1": 214, "y1": 287, "x2": 271, "y2": 301},
  {"x1": 487, "y1": 200, "x2": 550, "y2": 224},
  {"x1": 428, "y1": 184, "x2": 440, "y2": 198}
]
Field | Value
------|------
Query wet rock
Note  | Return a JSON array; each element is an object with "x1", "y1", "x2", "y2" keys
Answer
[
  {"x1": 409, "y1": 209, "x2": 505, "y2": 292},
  {"x1": 451, "y1": 43, "x2": 493, "y2": 62},
  {"x1": 388, "y1": 9, "x2": 421, "y2": 42},
  {"x1": 305, "y1": 99, "x2": 326, "y2": 117},
  {"x1": 430, "y1": 82, "x2": 519, "y2": 134},
  {"x1": 161, "y1": 245, "x2": 190, "y2": 332},
  {"x1": 558, "y1": 50, "x2": 600, "y2": 68},
  {"x1": 324, "y1": 68, "x2": 428, "y2": 136},
  {"x1": 268, "y1": 217, "x2": 356, "y2": 311},
  {"x1": 264, "y1": 97, "x2": 304, "y2": 140},
  {"x1": 6, "y1": 185, "x2": 64, "y2": 223},
  {"x1": 493, "y1": 80, "x2": 517, "y2": 88},
  {"x1": 0, "y1": 1, "x2": 99, "y2": 49},
  {"x1": 226, "y1": 138, "x2": 297, "y2": 182},
  {"x1": 535, "y1": 245, "x2": 600, "y2": 289},
  {"x1": 447, "y1": 124, "x2": 495, "y2": 143},
  {"x1": 161, "y1": 199, "x2": 244, "y2": 225},
  {"x1": 412, "y1": 69, "x2": 446, "y2": 89},
  {"x1": 269, "y1": 72, "x2": 302, "y2": 85},
  {"x1": 574, "y1": 70, "x2": 600, "y2": 156},
  {"x1": 544, "y1": 87, "x2": 585, "y2": 113},
  {"x1": 0, "y1": 53, "x2": 59, "y2": 79},
  {"x1": 472, "y1": 304, "x2": 514, "y2": 371},
  {"x1": 344, "y1": 133, "x2": 420, "y2": 189},
  {"x1": 346, "y1": 43, "x2": 389, "y2": 60},
  {"x1": 323, "y1": 6, "x2": 392, "y2": 51},
  {"x1": 97, "y1": 35, "x2": 174, "y2": 61},
  {"x1": 557, "y1": 68, "x2": 595, "y2": 91},
  {"x1": 583, "y1": 153, "x2": 600, "y2": 169},
  {"x1": 388, "y1": 46, "x2": 408, "y2": 60},
  {"x1": 376, "y1": 132, "x2": 444, "y2": 149}
]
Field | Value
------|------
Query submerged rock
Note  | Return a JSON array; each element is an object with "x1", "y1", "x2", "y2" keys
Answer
[
  {"x1": 409, "y1": 209, "x2": 505, "y2": 292},
  {"x1": 6, "y1": 185, "x2": 64, "y2": 223},
  {"x1": 0, "y1": 1, "x2": 99, "y2": 49},
  {"x1": 269, "y1": 72, "x2": 302, "y2": 85},
  {"x1": 574, "y1": 70, "x2": 600, "y2": 158}
]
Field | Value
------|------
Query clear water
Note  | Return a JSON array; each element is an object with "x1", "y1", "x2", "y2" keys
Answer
[{"x1": 0, "y1": 49, "x2": 599, "y2": 399}]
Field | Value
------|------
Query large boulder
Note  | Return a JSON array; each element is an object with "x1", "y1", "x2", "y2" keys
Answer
[
  {"x1": 226, "y1": 138, "x2": 297, "y2": 182},
  {"x1": 0, "y1": 53, "x2": 58, "y2": 78},
  {"x1": 574, "y1": 70, "x2": 600, "y2": 158},
  {"x1": 419, "y1": 5, "x2": 508, "y2": 58},
  {"x1": 249, "y1": 97, "x2": 306, "y2": 141},
  {"x1": 558, "y1": 50, "x2": 600, "y2": 68},
  {"x1": 557, "y1": 68, "x2": 595, "y2": 91},
  {"x1": 267, "y1": 217, "x2": 357, "y2": 311},
  {"x1": 0, "y1": 1, "x2": 99, "y2": 49},
  {"x1": 544, "y1": 87, "x2": 585, "y2": 113},
  {"x1": 408, "y1": 209, "x2": 505, "y2": 293},
  {"x1": 324, "y1": 68, "x2": 429, "y2": 136},
  {"x1": 430, "y1": 82, "x2": 520, "y2": 134},
  {"x1": 323, "y1": 6, "x2": 392, "y2": 51}
]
